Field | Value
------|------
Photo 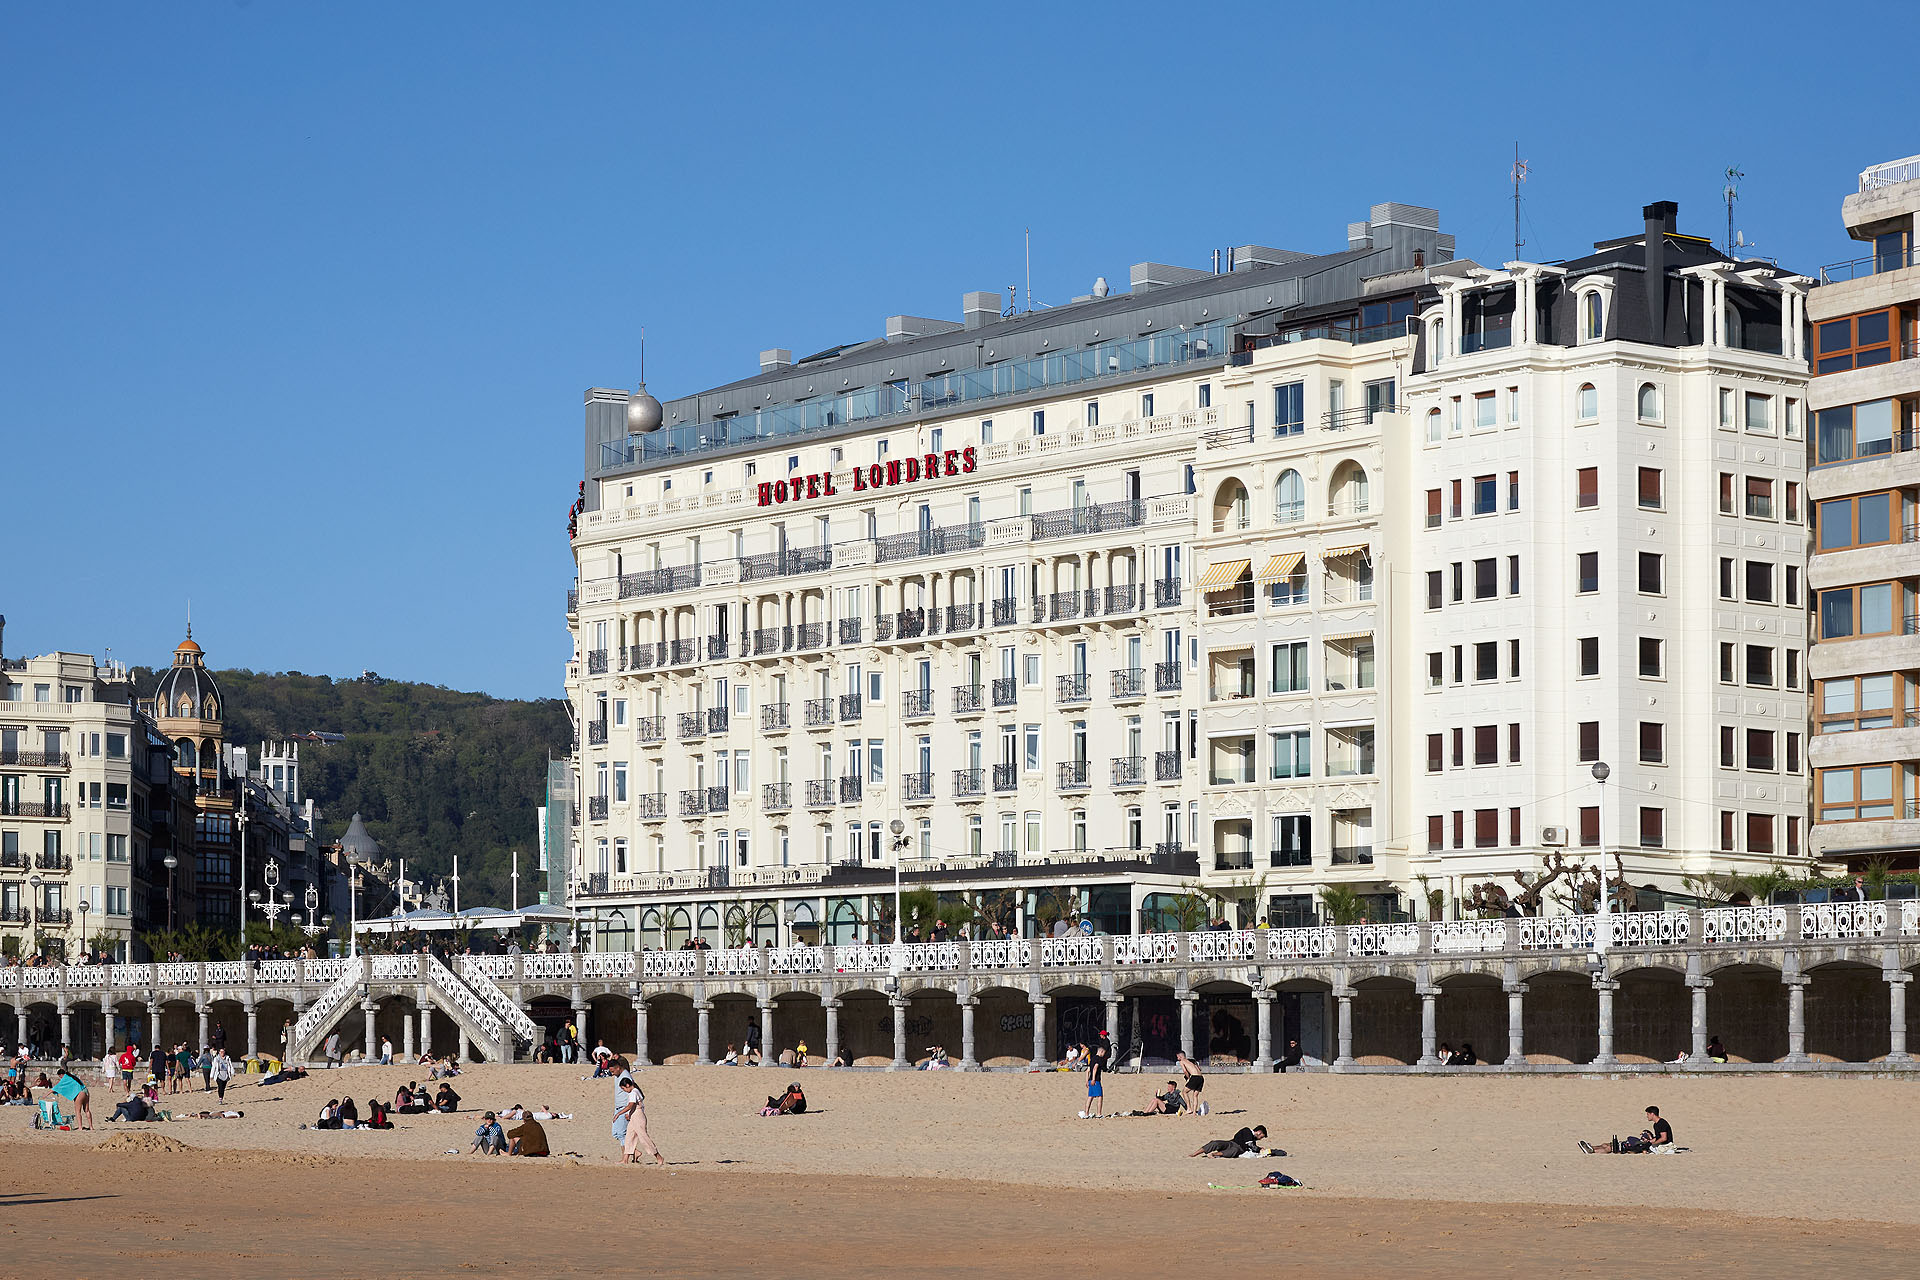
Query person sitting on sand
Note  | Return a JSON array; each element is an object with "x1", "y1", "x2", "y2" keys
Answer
[
  {"x1": 1706, "y1": 1036, "x2": 1728, "y2": 1064},
  {"x1": 507, "y1": 1114, "x2": 549, "y2": 1157},
  {"x1": 794, "y1": 1040, "x2": 809, "y2": 1068},
  {"x1": 315, "y1": 1099, "x2": 342, "y2": 1130},
  {"x1": 1143, "y1": 1080, "x2": 1186, "y2": 1115},
  {"x1": 719, "y1": 1043, "x2": 739, "y2": 1066},
  {"x1": 470, "y1": 1111, "x2": 506, "y2": 1155},
  {"x1": 1436, "y1": 1042, "x2": 1454, "y2": 1066},
  {"x1": 1189, "y1": 1125, "x2": 1272, "y2": 1158},
  {"x1": 829, "y1": 1048, "x2": 849, "y2": 1068},
  {"x1": 365, "y1": 1099, "x2": 392, "y2": 1129},
  {"x1": 1580, "y1": 1106, "x2": 1674, "y2": 1155},
  {"x1": 1452, "y1": 1042, "x2": 1479, "y2": 1067},
  {"x1": 338, "y1": 1096, "x2": 360, "y2": 1129},
  {"x1": 434, "y1": 1083, "x2": 461, "y2": 1114},
  {"x1": 108, "y1": 1093, "x2": 151, "y2": 1123},
  {"x1": 762, "y1": 1082, "x2": 807, "y2": 1116}
]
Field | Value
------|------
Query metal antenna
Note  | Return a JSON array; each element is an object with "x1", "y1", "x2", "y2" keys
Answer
[
  {"x1": 1723, "y1": 166, "x2": 1745, "y2": 256},
  {"x1": 639, "y1": 325, "x2": 646, "y2": 387},
  {"x1": 1024, "y1": 228, "x2": 1031, "y2": 314},
  {"x1": 1510, "y1": 142, "x2": 1528, "y2": 262}
]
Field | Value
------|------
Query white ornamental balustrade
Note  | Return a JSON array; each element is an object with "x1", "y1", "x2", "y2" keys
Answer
[
  {"x1": 1431, "y1": 921, "x2": 1507, "y2": 955},
  {"x1": 641, "y1": 951, "x2": 699, "y2": 979},
  {"x1": 371, "y1": 955, "x2": 422, "y2": 981},
  {"x1": 305, "y1": 958, "x2": 352, "y2": 983},
  {"x1": 427, "y1": 957, "x2": 504, "y2": 1046},
  {"x1": 293, "y1": 961, "x2": 366, "y2": 1048},
  {"x1": 906, "y1": 942, "x2": 962, "y2": 972},
  {"x1": 1346, "y1": 923, "x2": 1420, "y2": 958},
  {"x1": 769, "y1": 946, "x2": 825, "y2": 976},
  {"x1": 1516, "y1": 914, "x2": 1597, "y2": 951},
  {"x1": 1699, "y1": 906, "x2": 1786, "y2": 944},
  {"x1": 205, "y1": 961, "x2": 248, "y2": 984},
  {"x1": 1608, "y1": 911, "x2": 1689, "y2": 948},
  {"x1": 1266, "y1": 927, "x2": 1335, "y2": 960},
  {"x1": 456, "y1": 962, "x2": 541, "y2": 1045},
  {"x1": 1187, "y1": 930, "x2": 1261, "y2": 964},
  {"x1": 833, "y1": 945, "x2": 894, "y2": 975},
  {"x1": 461, "y1": 955, "x2": 517, "y2": 980},
  {"x1": 20, "y1": 967, "x2": 61, "y2": 990},
  {"x1": 61, "y1": 967, "x2": 110, "y2": 988},
  {"x1": 1906, "y1": 901, "x2": 1920, "y2": 935},
  {"x1": 0, "y1": 968, "x2": 18, "y2": 990},
  {"x1": 969, "y1": 938, "x2": 1032, "y2": 970},
  {"x1": 1039, "y1": 936, "x2": 1103, "y2": 967},
  {"x1": 155, "y1": 962, "x2": 202, "y2": 986},
  {"x1": 520, "y1": 954, "x2": 577, "y2": 982},
  {"x1": 1800, "y1": 902, "x2": 1885, "y2": 941},
  {"x1": 1113, "y1": 933, "x2": 1180, "y2": 966},
  {"x1": 109, "y1": 963, "x2": 154, "y2": 988},
  {"x1": 704, "y1": 948, "x2": 765, "y2": 977},
  {"x1": 581, "y1": 952, "x2": 636, "y2": 980},
  {"x1": 256, "y1": 960, "x2": 301, "y2": 984}
]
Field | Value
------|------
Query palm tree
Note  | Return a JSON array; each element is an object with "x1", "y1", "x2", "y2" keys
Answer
[{"x1": 1318, "y1": 885, "x2": 1368, "y2": 926}]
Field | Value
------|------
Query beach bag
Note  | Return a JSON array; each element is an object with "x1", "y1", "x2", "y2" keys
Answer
[{"x1": 1259, "y1": 1171, "x2": 1300, "y2": 1187}]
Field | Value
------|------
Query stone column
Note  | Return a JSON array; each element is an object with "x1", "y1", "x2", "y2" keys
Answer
[
  {"x1": 1503, "y1": 981, "x2": 1527, "y2": 1066},
  {"x1": 1885, "y1": 972, "x2": 1912, "y2": 1064},
  {"x1": 958, "y1": 998, "x2": 978, "y2": 1071},
  {"x1": 1333, "y1": 986, "x2": 1355, "y2": 1069},
  {"x1": 458, "y1": 1027, "x2": 471, "y2": 1063},
  {"x1": 889, "y1": 996, "x2": 909, "y2": 1071},
  {"x1": 1104, "y1": 998, "x2": 1122, "y2": 1058},
  {"x1": 147, "y1": 1003, "x2": 162, "y2": 1050},
  {"x1": 759, "y1": 1000, "x2": 776, "y2": 1066},
  {"x1": 1176, "y1": 993, "x2": 1196, "y2": 1058},
  {"x1": 1591, "y1": 979, "x2": 1618, "y2": 1067},
  {"x1": 1783, "y1": 975, "x2": 1810, "y2": 1064},
  {"x1": 1028, "y1": 995, "x2": 1050, "y2": 1069},
  {"x1": 824, "y1": 999, "x2": 841, "y2": 1067},
  {"x1": 362, "y1": 1002, "x2": 378, "y2": 1061},
  {"x1": 402, "y1": 1004, "x2": 416, "y2": 1062},
  {"x1": 1416, "y1": 985, "x2": 1440, "y2": 1067},
  {"x1": 695, "y1": 1002, "x2": 712, "y2": 1065},
  {"x1": 1686, "y1": 978, "x2": 1713, "y2": 1065},
  {"x1": 196, "y1": 1003, "x2": 209, "y2": 1049},
  {"x1": 418, "y1": 1004, "x2": 433, "y2": 1061},
  {"x1": 633, "y1": 998, "x2": 650, "y2": 1066},
  {"x1": 1252, "y1": 991, "x2": 1274, "y2": 1072},
  {"x1": 244, "y1": 1003, "x2": 259, "y2": 1059},
  {"x1": 15, "y1": 1007, "x2": 27, "y2": 1048},
  {"x1": 57, "y1": 1000, "x2": 71, "y2": 1055},
  {"x1": 571, "y1": 1000, "x2": 589, "y2": 1057}
]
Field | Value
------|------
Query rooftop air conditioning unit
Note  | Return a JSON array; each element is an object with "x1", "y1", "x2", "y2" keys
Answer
[{"x1": 1540, "y1": 826, "x2": 1569, "y2": 847}]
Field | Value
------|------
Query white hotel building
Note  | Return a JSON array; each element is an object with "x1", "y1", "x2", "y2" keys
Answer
[{"x1": 563, "y1": 200, "x2": 1812, "y2": 949}]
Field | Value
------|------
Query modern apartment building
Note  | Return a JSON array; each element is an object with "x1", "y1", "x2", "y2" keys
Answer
[
  {"x1": 1400, "y1": 203, "x2": 1814, "y2": 906},
  {"x1": 562, "y1": 198, "x2": 1813, "y2": 945},
  {"x1": 1807, "y1": 156, "x2": 1920, "y2": 869}
]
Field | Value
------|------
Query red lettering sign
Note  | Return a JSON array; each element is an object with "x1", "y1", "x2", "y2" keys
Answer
[{"x1": 752, "y1": 451, "x2": 984, "y2": 507}]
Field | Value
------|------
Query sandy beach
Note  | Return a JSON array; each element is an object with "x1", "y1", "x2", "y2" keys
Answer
[{"x1": 4, "y1": 1064, "x2": 1915, "y2": 1276}]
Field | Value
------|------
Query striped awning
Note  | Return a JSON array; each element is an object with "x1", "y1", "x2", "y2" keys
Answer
[
  {"x1": 1256, "y1": 552, "x2": 1305, "y2": 583},
  {"x1": 1196, "y1": 558, "x2": 1251, "y2": 591},
  {"x1": 1322, "y1": 543, "x2": 1371, "y2": 560},
  {"x1": 1323, "y1": 629, "x2": 1374, "y2": 644}
]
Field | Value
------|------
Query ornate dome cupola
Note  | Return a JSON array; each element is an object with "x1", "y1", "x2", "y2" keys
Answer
[{"x1": 151, "y1": 628, "x2": 225, "y2": 784}]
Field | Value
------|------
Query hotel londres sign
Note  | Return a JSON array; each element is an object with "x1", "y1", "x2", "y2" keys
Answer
[{"x1": 756, "y1": 446, "x2": 979, "y2": 507}]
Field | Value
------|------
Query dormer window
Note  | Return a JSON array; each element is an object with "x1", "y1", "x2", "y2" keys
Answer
[
  {"x1": 1636, "y1": 383, "x2": 1662, "y2": 423},
  {"x1": 1583, "y1": 291, "x2": 1605, "y2": 341}
]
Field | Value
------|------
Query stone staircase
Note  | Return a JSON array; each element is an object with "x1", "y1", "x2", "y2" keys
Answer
[
  {"x1": 284, "y1": 953, "x2": 511, "y2": 1064},
  {"x1": 457, "y1": 958, "x2": 540, "y2": 1058}
]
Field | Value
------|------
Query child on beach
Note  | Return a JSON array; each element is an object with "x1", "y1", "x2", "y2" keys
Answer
[{"x1": 614, "y1": 1075, "x2": 666, "y2": 1167}]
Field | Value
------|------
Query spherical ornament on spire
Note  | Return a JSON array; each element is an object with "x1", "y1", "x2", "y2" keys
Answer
[{"x1": 626, "y1": 385, "x2": 663, "y2": 434}]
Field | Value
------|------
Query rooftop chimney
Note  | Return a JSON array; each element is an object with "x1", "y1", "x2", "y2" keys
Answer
[
  {"x1": 1643, "y1": 201, "x2": 1678, "y2": 343},
  {"x1": 759, "y1": 349, "x2": 793, "y2": 373},
  {"x1": 962, "y1": 291, "x2": 1001, "y2": 329},
  {"x1": 886, "y1": 315, "x2": 962, "y2": 342}
]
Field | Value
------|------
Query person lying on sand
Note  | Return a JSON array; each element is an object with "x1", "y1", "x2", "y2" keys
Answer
[
  {"x1": 1580, "y1": 1106, "x2": 1674, "y2": 1155},
  {"x1": 1189, "y1": 1125, "x2": 1278, "y2": 1158}
]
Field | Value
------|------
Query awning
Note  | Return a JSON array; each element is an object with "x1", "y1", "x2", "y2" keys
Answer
[
  {"x1": 1196, "y1": 558, "x2": 1251, "y2": 591},
  {"x1": 1256, "y1": 552, "x2": 1305, "y2": 583},
  {"x1": 1321, "y1": 543, "x2": 1371, "y2": 560},
  {"x1": 1323, "y1": 629, "x2": 1374, "y2": 643}
]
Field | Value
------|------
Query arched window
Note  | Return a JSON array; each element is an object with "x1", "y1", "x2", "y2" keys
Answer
[
  {"x1": 1213, "y1": 480, "x2": 1250, "y2": 532},
  {"x1": 1329, "y1": 461, "x2": 1370, "y2": 517},
  {"x1": 177, "y1": 696, "x2": 194, "y2": 718},
  {"x1": 202, "y1": 697, "x2": 218, "y2": 719},
  {"x1": 696, "y1": 905, "x2": 719, "y2": 946},
  {"x1": 1426, "y1": 408, "x2": 1442, "y2": 443},
  {"x1": 751, "y1": 904, "x2": 777, "y2": 946},
  {"x1": 176, "y1": 739, "x2": 197, "y2": 767},
  {"x1": 639, "y1": 907, "x2": 663, "y2": 948},
  {"x1": 1274, "y1": 470, "x2": 1305, "y2": 522},
  {"x1": 1583, "y1": 291, "x2": 1605, "y2": 340},
  {"x1": 1637, "y1": 383, "x2": 1661, "y2": 422},
  {"x1": 827, "y1": 899, "x2": 861, "y2": 945},
  {"x1": 664, "y1": 907, "x2": 691, "y2": 951},
  {"x1": 602, "y1": 909, "x2": 633, "y2": 954},
  {"x1": 1576, "y1": 383, "x2": 1598, "y2": 421},
  {"x1": 1429, "y1": 319, "x2": 1446, "y2": 365}
]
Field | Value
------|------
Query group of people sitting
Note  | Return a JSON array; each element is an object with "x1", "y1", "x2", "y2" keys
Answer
[
  {"x1": 469, "y1": 1109, "x2": 549, "y2": 1156},
  {"x1": 313, "y1": 1097, "x2": 394, "y2": 1130},
  {"x1": 419, "y1": 1053, "x2": 461, "y2": 1080},
  {"x1": 1670, "y1": 1037, "x2": 1730, "y2": 1064},
  {"x1": 1435, "y1": 1043, "x2": 1480, "y2": 1066},
  {"x1": 759, "y1": 1082, "x2": 806, "y2": 1116},
  {"x1": 391, "y1": 1082, "x2": 462, "y2": 1114}
]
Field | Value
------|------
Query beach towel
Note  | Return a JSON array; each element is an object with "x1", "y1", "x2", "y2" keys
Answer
[{"x1": 54, "y1": 1075, "x2": 85, "y2": 1102}]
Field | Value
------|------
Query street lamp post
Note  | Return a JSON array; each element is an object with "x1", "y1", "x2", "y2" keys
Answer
[
  {"x1": 76, "y1": 898, "x2": 89, "y2": 961},
  {"x1": 887, "y1": 819, "x2": 911, "y2": 976},
  {"x1": 236, "y1": 806, "x2": 251, "y2": 934},
  {"x1": 1592, "y1": 761, "x2": 1611, "y2": 956},
  {"x1": 163, "y1": 854, "x2": 178, "y2": 932},
  {"x1": 510, "y1": 850, "x2": 519, "y2": 912},
  {"x1": 28, "y1": 874, "x2": 42, "y2": 958},
  {"x1": 255, "y1": 859, "x2": 288, "y2": 928}
]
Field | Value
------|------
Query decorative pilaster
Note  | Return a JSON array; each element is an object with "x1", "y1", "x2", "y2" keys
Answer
[{"x1": 1252, "y1": 991, "x2": 1274, "y2": 1072}]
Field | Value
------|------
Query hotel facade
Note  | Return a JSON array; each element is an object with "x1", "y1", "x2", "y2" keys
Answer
[{"x1": 563, "y1": 199, "x2": 1813, "y2": 950}]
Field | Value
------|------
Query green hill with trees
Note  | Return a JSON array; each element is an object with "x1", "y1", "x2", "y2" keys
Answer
[{"x1": 132, "y1": 666, "x2": 570, "y2": 908}]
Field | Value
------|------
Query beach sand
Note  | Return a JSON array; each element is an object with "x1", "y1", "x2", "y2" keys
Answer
[{"x1": 3, "y1": 1064, "x2": 1914, "y2": 1276}]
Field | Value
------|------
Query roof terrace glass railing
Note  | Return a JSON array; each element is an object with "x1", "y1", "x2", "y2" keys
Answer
[{"x1": 599, "y1": 320, "x2": 1228, "y2": 473}]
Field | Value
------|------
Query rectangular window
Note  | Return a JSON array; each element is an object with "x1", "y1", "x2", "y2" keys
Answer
[
  {"x1": 1508, "y1": 556, "x2": 1521, "y2": 596},
  {"x1": 1816, "y1": 492, "x2": 1897, "y2": 551},
  {"x1": 1270, "y1": 642, "x2": 1309, "y2": 693},
  {"x1": 1427, "y1": 816, "x2": 1444, "y2": 853},
  {"x1": 1425, "y1": 488, "x2": 1442, "y2": 529},
  {"x1": 1787, "y1": 649, "x2": 1801, "y2": 690},
  {"x1": 1083, "y1": 401, "x2": 1098, "y2": 427},
  {"x1": 1746, "y1": 729, "x2": 1776, "y2": 771},
  {"x1": 1819, "y1": 764, "x2": 1897, "y2": 820},
  {"x1": 1451, "y1": 728, "x2": 1464, "y2": 768},
  {"x1": 1745, "y1": 561, "x2": 1773, "y2": 604},
  {"x1": 1508, "y1": 470, "x2": 1521, "y2": 510},
  {"x1": 1474, "y1": 641, "x2": 1498, "y2": 682},
  {"x1": 1451, "y1": 562, "x2": 1463, "y2": 603},
  {"x1": 1473, "y1": 393, "x2": 1496, "y2": 429},
  {"x1": 1452, "y1": 645, "x2": 1464, "y2": 684},
  {"x1": 1450, "y1": 479, "x2": 1462, "y2": 519},
  {"x1": 1747, "y1": 813, "x2": 1775, "y2": 856},
  {"x1": 1032, "y1": 410, "x2": 1045, "y2": 435},
  {"x1": 1720, "y1": 472, "x2": 1735, "y2": 514},
  {"x1": 1508, "y1": 723, "x2": 1522, "y2": 763},
  {"x1": 1638, "y1": 637, "x2": 1663, "y2": 678},
  {"x1": 1426, "y1": 733, "x2": 1444, "y2": 773},
  {"x1": 1576, "y1": 467, "x2": 1599, "y2": 509},
  {"x1": 1578, "y1": 637, "x2": 1599, "y2": 677},
  {"x1": 1637, "y1": 467, "x2": 1663, "y2": 509},
  {"x1": 1745, "y1": 392, "x2": 1773, "y2": 434},
  {"x1": 1720, "y1": 725, "x2": 1737, "y2": 768},
  {"x1": 1817, "y1": 673, "x2": 1900, "y2": 732},
  {"x1": 1580, "y1": 806, "x2": 1599, "y2": 847},
  {"x1": 1508, "y1": 638, "x2": 1522, "y2": 678},
  {"x1": 1720, "y1": 642, "x2": 1736, "y2": 684},
  {"x1": 1273, "y1": 383, "x2": 1304, "y2": 436},
  {"x1": 1426, "y1": 652, "x2": 1443, "y2": 690},
  {"x1": 1023, "y1": 725, "x2": 1040, "y2": 771},
  {"x1": 1577, "y1": 552, "x2": 1599, "y2": 594},
  {"x1": 1719, "y1": 558, "x2": 1736, "y2": 600},
  {"x1": 1818, "y1": 583, "x2": 1901, "y2": 639},
  {"x1": 1637, "y1": 551, "x2": 1663, "y2": 594},
  {"x1": 1721, "y1": 810, "x2": 1737, "y2": 852},
  {"x1": 1474, "y1": 558, "x2": 1497, "y2": 600},
  {"x1": 1578, "y1": 721, "x2": 1599, "y2": 763},
  {"x1": 1269, "y1": 730, "x2": 1311, "y2": 780},
  {"x1": 1815, "y1": 308, "x2": 1896, "y2": 374},
  {"x1": 1639, "y1": 721, "x2": 1664, "y2": 764},
  {"x1": 1787, "y1": 732, "x2": 1802, "y2": 774},
  {"x1": 1426, "y1": 571, "x2": 1443, "y2": 611},
  {"x1": 1473, "y1": 725, "x2": 1498, "y2": 766},
  {"x1": 1746, "y1": 645, "x2": 1775, "y2": 688},
  {"x1": 1639, "y1": 807, "x2": 1665, "y2": 848},
  {"x1": 1815, "y1": 398, "x2": 1896, "y2": 467},
  {"x1": 1745, "y1": 477, "x2": 1774, "y2": 519},
  {"x1": 1472, "y1": 475, "x2": 1497, "y2": 515},
  {"x1": 1270, "y1": 813, "x2": 1310, "y2": 867},
  {"x1": 1474, "y1": 809, "x2": 1499, "y2": 848}
]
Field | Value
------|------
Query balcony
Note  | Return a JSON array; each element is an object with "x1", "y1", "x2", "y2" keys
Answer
[
  {"x1": 678, "y1": 789, "x2": 709, "y2": 818},
  {"x1": 761, "y1": 703, "x2": 789, "y2": 732},
  {"x1": 587, "y1": 720, "x2": 608, "y2": 745},
  {"x1": 566, "y1": 588, "x2": 578, "y2": 616},
  {"x1": 668, "y1": 639, "x2": 697, "y2": 666},
  {"x1": 952, "y1": 684, "x2": 984, "y2": 715},
  {"x1": 1031, "y1": 500, "x2": 1145, "y2": 542},
  {"x1": 796, "y1": 622, "x2": 826, "y2": 650},
  {"x1": 0, "y1": 750, "x2": 68, "y2": 769},
  {"x1": 1323, "y1": 402, "x2": 1399, "y2": 430},
  {"x1": 797, "y1": 699, "x2": 834, "y2": 730},
  {"x1": 1206, "y1": 589, "x2": 1255, "y2": 619},
  {"x1": 903, "y1": 772, "x2": 934, "y2": 802},
  {"x1": 805, "y1": 779, "x2": 835, "y2": 808},
  {"x1": 0, "y1": 802, "x2": 70, "y2": 821},
  {"x1": 953, "y1": 768, "x2": 985, "y2": 798},
  {"x1": 35, "y1": 851, "x2": 70, "y2": 872},
  {"x1": 636, "y1": 715, "x2": 665, "y2": 743},
  {"x1": 1326, "y1": 728, "x2": 1378, "y2": 778},
  {"x1": 635, "y1": 793, "x2": 666, "y2": 820},
  {"x1": 839, "y1": 776, "x2": 863, "y2": 804},
  {"x1": 945, "y1": 603, "x2": 979, "y2": 633},
  {"x1": 1214, "y1": 850, "x2": 1254, "y2": 871},
  {"x1": 707, "y1": 707, "x2": 729, "y2": 734},
  {"x1": 749, "y1": 627, "x2": 785, "y2": 656},
  {"x1": 838, "y1": 619, "x2": 862, "y2": 645},
  {"x1": 1154, "y1": 750, "x2": 1182, "y2": 781},
  {"x1": 618, "y1": 565, "x2": 701, "y2": 599},
  {"x1": 839, "y1": 693, "x2": 863, "y2": 722},
  {"x1": 1042, "y1": 591, "x2": 1081, "y2": 623},
  {"x1": 0, "y1": 905, "x2": 26, "y2": 924},
  {"x1": 707, "y1": 636, "x2": 730, "y2": 661},
  {"x1": 39, "y1": 907, "x2": 71, "y2": 927},
  {"x1": 1111, "y1": 756, "x2": 1146, "y2": 788},
  {"x1": 678, "y1": 712, "x2": 706, "y2": 740},
  {"x1": 1056, "y1": 673, "x2": 1090, "y2": 704},
  {"x1": 1330, "y1": 844, "x2": 1376, "y2": 866},
  {"x1": 587, "y1": 796, "x2": 609, "y2": 821},
  {"x1": 1112, "y1": 668, "x2": 1145, "y2": 699},
  {"x1": 992, "y1": 763, "x2": 1018, "y2": 792},
  {"x1": 992, "y1": 598, "x2": 1017, "y2": 626},
  {"x1": 587, "y1": 649, "x2": 608, "y2": 675},
  {"x1": 762, "y1": 781, "x2": 792, "y2": 811},
  {"x1": 707, "y1": 786, "x2": 731, "y2": 813},
  {"x1": 1155, "y1": 661, "x2": 1182, "y2": 692},
  {"x1": 903, "y1": 689, "x2": 934, "y2": 718},
  {"x1": 1057, "y1": 760, "x2": 1091, "y2": 791},
  {"x1": 1154, "y1": 841, "x2": 1186, "y2": 861},
  {"x1": 1154, "y1": 578, "x2": 1182, "y2": 608},
  {"x1": 991, "y1": 677, "x2": 1018, "y2": 707},
  {"x1": 1103, "y1": 584, "x2": 1138, "y2": 614}
]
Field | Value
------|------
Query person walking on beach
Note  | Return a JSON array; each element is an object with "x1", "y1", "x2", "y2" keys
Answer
[
  {"x1": 380, "y1": 1036, "x2": 394, "y2": 1066},
  {"x1": 613, "y1": 1074, "x2": 666, "y2": 1168},
  {"x1": 1081, "y1": 1035, "x2": 1108, "y2": 1119},
  {"x1": 323, "y1": 1031, "x2": 342, "y2": 1069},
  {"x1": 212, "y1": 1048, "x2": 234, "y2": 1102},
  {"x1": 1177, "y1": 1051, "x2": 1206, "y2": 1117},
  {"x1": 198, "y1": 1045, "x2": 213, "y2": 1092}
]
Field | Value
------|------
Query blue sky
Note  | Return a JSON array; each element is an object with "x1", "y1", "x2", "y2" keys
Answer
[{"x1": 2, "y1": 2, "x2": 1908, "y2": 699}]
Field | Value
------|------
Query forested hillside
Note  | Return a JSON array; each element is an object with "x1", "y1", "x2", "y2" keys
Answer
[{"x1": 130, "y1": 666, "x2": 570, "y2": 906}]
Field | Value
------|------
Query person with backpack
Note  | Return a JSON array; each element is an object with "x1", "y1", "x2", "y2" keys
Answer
[{"x1": 1579, "y1": 1105, "x2": 1674, "y2": 1154}]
